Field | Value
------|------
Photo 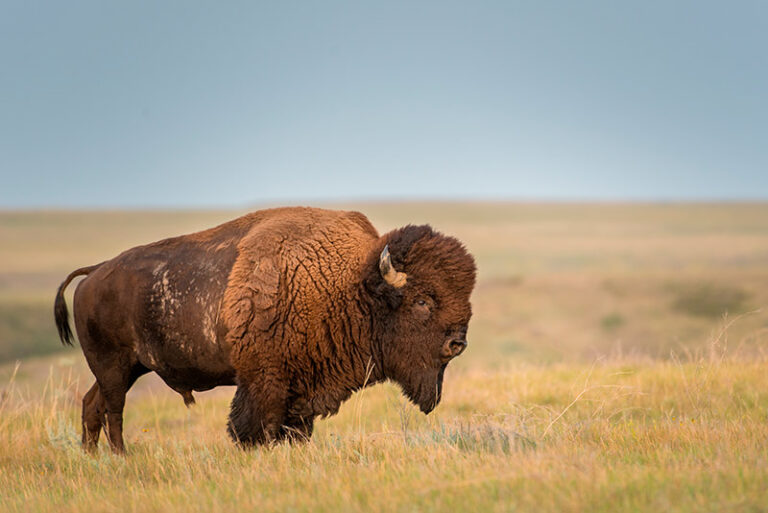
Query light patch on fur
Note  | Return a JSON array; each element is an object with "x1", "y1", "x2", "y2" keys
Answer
[
  {"x1": 152, "y1": 269, "x2": 182, "y2": 316},
  {"x1": 202, "y1": 292, "x2": 220, "y2": 345}
]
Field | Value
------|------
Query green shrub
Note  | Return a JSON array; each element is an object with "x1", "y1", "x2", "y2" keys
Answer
[
  {"x1": 671, "y1": 282, "x2": 750, "y2": 318},
  {"x1": 601, "y1": 313, "x2": 625, "y2": 330}
]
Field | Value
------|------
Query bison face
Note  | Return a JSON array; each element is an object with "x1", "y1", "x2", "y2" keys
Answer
[
  {"x1": 370, "y1": 226, "x2": 476, "y2": 414},
  {"x1": 384, "y1": 295, "x2": 472, "y2": 413}
]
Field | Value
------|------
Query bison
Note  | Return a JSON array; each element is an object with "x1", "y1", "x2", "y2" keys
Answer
[{"x1": 54, "y1": 207, "x2": 476, "y2": 452}]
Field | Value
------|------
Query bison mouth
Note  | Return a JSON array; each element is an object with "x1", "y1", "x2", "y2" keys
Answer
[{"x1": 403, "y1": 364, "x2": 447, "y2": 414}]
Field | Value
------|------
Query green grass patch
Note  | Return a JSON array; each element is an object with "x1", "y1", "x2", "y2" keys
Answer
[{"x1": 670, "y1": 282, "x2": 750, "y2": 318}]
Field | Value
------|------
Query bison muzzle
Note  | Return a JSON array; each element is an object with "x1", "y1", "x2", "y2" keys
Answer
[{"x1": 54, "y1": 207, "x2": 476, "y2": 453}]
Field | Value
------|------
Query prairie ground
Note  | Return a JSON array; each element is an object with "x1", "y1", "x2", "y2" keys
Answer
[{"x1": 1, "y1": 202, "x2": 767, "y2": 512}]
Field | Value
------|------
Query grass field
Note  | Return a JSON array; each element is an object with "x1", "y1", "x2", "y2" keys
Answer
[{"x1": 1, "y1": 202, "x2": 768, "y2": 512}]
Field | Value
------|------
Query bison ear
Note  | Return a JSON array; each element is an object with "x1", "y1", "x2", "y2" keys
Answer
[{"x1": 379, "y1": 245, "x2": 407, "y2": 288}]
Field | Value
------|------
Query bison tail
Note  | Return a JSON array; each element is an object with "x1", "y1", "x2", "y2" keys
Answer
[{"x1": 54, "y1": 264, "x2": 103, "y2": 346}]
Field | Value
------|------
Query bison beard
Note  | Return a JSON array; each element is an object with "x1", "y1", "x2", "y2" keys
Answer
[
  {"x1": 401, "y1": 364, "x2": 447, "y2": 414},
  {"x1": 54, "y1": 207, "x2": 476, "y2": 452}
]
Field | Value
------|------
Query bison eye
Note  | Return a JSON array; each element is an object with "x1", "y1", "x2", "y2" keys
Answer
[{"x1": 413, "y1": 298, "x2": 432, "y2": 320}]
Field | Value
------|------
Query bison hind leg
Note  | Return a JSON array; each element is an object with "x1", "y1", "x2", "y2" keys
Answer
[{"x1": 81, "y1": 381, "x2": 106, "y2": 452}]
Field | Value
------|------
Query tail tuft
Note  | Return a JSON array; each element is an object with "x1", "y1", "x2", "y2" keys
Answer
[
  {"x1": 54, "y1": 282, "x2": 75, "y2": 346},
  {"x1": 54, "y1": 264, "x2": 102, "y2": 347}
]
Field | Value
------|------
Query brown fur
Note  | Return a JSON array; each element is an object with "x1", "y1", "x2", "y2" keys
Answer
[{"x1": 54, "y1": 207, "x2": 476, "y2": 452}]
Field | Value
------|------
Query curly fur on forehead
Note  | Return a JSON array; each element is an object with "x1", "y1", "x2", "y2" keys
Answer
[
  {"x1": 362, "y1": 224, "x2": 476, "y2": 322},
  {"x1": 386, "y1": 225, "x2": 476, "y2": 296}
]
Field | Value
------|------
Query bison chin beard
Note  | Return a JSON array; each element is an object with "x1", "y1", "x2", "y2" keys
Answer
[{"x1": 399, "y1": 364, "x2": 447, "y2": 414}]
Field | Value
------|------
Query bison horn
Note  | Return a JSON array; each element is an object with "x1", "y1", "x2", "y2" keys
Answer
[{"x1": 379, "y1": 245, "x2": 407, "y2": 288}]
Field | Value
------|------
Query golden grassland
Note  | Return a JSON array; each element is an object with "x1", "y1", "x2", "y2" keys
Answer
[
  {"x1": 2, "y1": 344, "x2": 767, "y2": 512},
  {"x1": 1, "y1": 202, "x2": 768, "y2": 511}
]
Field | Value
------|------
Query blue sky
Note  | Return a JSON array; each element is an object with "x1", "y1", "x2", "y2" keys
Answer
[{"x1": 1, "y1": 1, "x2": 766, "y2": 207}]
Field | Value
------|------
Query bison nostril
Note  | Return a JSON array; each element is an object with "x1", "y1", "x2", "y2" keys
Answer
[{"x1": 449, "y1": 339, "x2": 467, "y2": 356}]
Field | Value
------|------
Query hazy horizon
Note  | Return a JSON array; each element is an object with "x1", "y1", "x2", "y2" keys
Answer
[{"x1": 5, "y1": 197, "x2": 768, "y2": 213}]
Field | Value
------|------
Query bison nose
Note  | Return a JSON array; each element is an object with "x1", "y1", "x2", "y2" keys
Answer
[{"x1": 443, "y1": 338, "x2": 468, "y2": 359}]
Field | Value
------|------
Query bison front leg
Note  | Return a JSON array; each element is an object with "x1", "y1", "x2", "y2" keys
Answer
[
  {"x1": 281, "y1": 415, "x2": 314, "y2": 444},
  {"x1": 227, "y1": 380, "x2": 287, "y2": 447}
]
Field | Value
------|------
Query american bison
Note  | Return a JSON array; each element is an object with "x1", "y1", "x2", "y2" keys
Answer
[{"x1": 54, "y1": 207, "x2": 476, "y2": 452}]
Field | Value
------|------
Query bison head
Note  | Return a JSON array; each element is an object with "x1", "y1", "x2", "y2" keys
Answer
[{"x1": 366, "y1": 225, "x2": 476, "y2": 413}]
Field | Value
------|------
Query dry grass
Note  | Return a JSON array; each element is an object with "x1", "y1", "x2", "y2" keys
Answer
[{"x1": 2, "y1": 341, "x2": 767, "y2": 512}]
